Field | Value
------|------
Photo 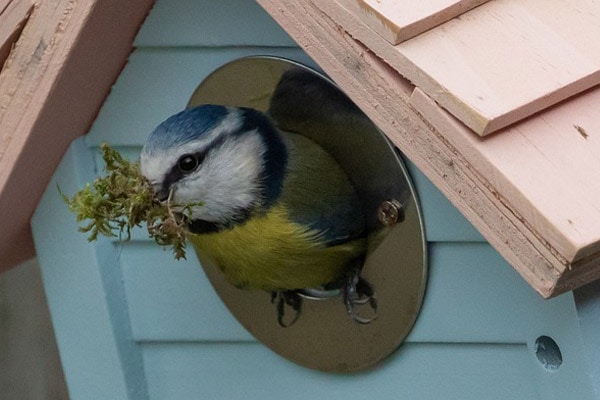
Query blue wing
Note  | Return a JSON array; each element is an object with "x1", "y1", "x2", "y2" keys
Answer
[{"x1": 279, "y1": 131, "x2": 365, "y2": 247}]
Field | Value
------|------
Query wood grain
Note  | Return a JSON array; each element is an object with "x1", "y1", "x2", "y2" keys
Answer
[
  {"x1": 257, "y1": 0, "x2": 600, "y2": 297},
  {"x1": 0, "y1": 0, "x2": 154, "y2": 271},
  {"x1": 0, "y1": 0, "x2": 14, "y2": 13},
  {"x1": 331, "y1": 0, "x2": 600, "y2": 136},
  {"x1": 0, "y1": 0, "x2": 33, "y2": 70},
  {"x1": 338, "y1": 0, "x2": 491, "y2": 44},
  {"x1": 410, "y1": 88, "x2": 600, "y2": 263},
  {"x1": 410, "y1": 87, "x2": 600, "y2": 293}
]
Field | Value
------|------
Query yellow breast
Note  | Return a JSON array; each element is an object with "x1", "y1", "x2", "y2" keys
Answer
[{"x1": 188, "y1": 204, "x2": 365, "y2": 291}]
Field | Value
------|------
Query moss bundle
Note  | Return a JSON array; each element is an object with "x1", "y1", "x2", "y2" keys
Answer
[{"x1": 62, "y1": 143, "x2": 191, "y2": 259}]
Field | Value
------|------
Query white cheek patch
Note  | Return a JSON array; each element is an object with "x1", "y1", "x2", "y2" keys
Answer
[{"x1": 174, "y1": 130, "x2": 266, "y2": 222}]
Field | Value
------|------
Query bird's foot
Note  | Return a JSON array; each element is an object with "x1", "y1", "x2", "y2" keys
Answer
[
  {"x1": 270, "y1": 290, "x2": 303, "y2": 328},
  {"x1": 342, "y1": 266, "x2": 378, "y2": 324}
]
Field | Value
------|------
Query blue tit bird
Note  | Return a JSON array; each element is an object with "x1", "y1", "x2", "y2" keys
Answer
[{"x1": 140, "y1": 104, "x2": 373, "y2": 324}]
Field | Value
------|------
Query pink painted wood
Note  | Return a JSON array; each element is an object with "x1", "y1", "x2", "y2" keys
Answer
[
  {"x1": 0, "y1": 0, "x2": 154, "y2": 271},
  {"x1": 410, "y1": 87, "x2": 600, "y2": 295},
  {"x1": 338, "y1": 0, "x2": 491, "y2": 44},
  {"x1": 0, "y1": 0, "x2": 33, "y2": 69},
  {"x1": 324, "y1": 0, "x2": 600, "y2": 136}
]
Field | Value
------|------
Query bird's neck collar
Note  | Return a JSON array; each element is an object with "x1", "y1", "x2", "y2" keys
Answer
[{"x1": 187, "y1": 207, "x2": 255, "y2": 235}]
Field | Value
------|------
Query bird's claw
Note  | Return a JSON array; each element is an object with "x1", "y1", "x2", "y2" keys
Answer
[
  {"x1": 342, "y1": 266, "x2": 378, "y2": 324},
  {"x1": 270, "y1": 290, "x2": 303, "y2": 328},
  {"x1": 269, "y1": 267, "x2": 377, "y2": 326}
]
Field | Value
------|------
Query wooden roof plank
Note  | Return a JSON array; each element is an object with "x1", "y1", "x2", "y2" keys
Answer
[
  {"x1": 332, "y1": 0, "x2": 600, "y2": 136},
  {"x1": 339, "y1": 0, "x2": 491, "y2": 45}
]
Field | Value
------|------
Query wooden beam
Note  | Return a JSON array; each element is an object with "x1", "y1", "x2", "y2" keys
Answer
[
  {"x1": 0, "y1": 0, "x2": 155, "y2": 271},
  {"x1": 256, "y1": 0, "x2": 600, "y2": 297}
]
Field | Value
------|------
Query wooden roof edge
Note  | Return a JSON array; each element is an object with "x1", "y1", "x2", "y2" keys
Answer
[
  {"x1": 0, "y1": 0, "x2": 155, "y2": 272},
  {"x1": 256, "y1": 0, "x2": 599, "y2": 297},
  {"x1": 409, "y1": 87, "x2": 600, "y2": 260}
]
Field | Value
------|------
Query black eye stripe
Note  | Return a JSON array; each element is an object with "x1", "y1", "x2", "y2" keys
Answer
[
  {"x1": 162, "y1": 150, "x2": 206, "y2": 191},
  {"x1": 160, "y1": 134, "x2": 228, "y2": 193}
]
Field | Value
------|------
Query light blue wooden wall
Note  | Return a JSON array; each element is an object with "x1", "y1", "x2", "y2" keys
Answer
[{"x1": 32, "y1": 1, "x2": 598, "y2": 399}]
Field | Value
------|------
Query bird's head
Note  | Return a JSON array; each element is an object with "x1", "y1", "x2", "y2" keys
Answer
[{"x1": 140, "y1": 104, "x2": 287, "y2": 232}]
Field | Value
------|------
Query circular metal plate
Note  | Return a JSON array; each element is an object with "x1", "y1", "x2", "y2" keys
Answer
[{"x1": 187, "y1": 56, "x2": 427, "y2": 372}]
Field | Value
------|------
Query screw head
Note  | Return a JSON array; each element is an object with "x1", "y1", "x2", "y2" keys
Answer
[{"x1": 377, "y1": 200, "x2": 404, "y2": 226}]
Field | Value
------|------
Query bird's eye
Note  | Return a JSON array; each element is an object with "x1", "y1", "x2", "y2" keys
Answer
[{"x1": 177, "y1": 154, "x2": 200, "y2": 173}]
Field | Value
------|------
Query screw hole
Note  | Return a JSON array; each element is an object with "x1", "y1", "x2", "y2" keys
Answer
[{"x1": 534, "y1": 336, "x2": 562, "y2": 372}]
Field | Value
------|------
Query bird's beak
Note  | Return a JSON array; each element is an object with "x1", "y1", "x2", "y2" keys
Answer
[{"x1": 151, "y1": 182, "x2": 170, "y2": 202}]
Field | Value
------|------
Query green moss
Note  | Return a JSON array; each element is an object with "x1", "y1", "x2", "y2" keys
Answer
[{"x1": 62, "y1": 143, "x2": 194, "y2": 260}]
